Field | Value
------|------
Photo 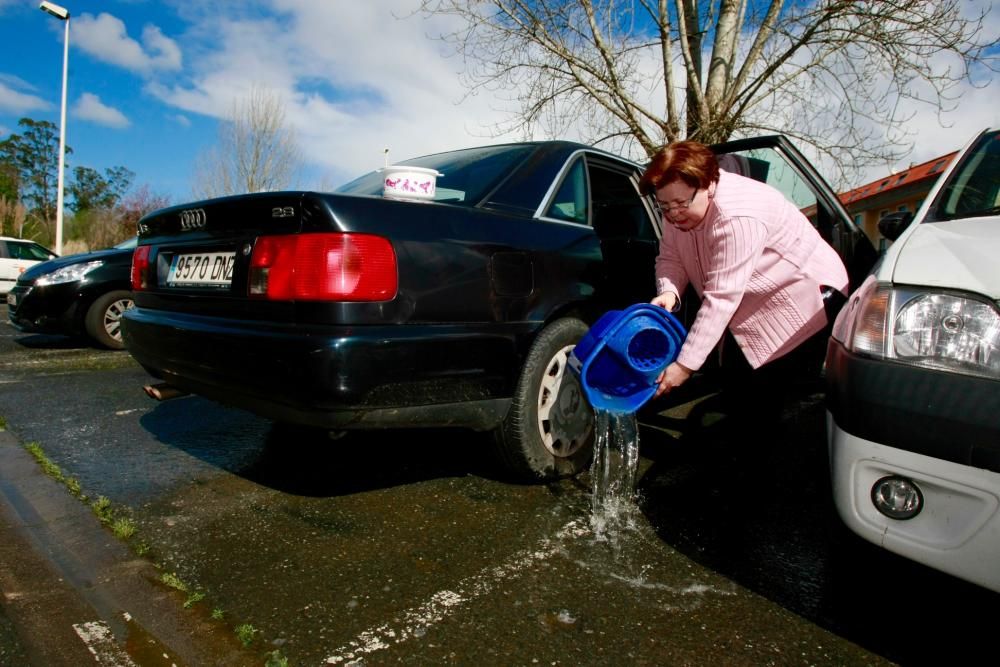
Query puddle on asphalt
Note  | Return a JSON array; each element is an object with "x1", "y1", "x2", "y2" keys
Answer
[{"x1": 567, "y1": 407, "x2": 708, "y2": 599}]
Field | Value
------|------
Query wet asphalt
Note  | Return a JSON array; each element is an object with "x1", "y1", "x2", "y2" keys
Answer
[{"x1": 0, "y1": 305, "x2": 996, "y2": 666}]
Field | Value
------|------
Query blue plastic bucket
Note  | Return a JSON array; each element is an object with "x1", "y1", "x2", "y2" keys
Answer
[{"x1": 569, "y1": 304, "x2": 687, "y2": 413}]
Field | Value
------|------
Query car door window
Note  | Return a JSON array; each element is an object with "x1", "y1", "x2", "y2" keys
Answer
[
  {"x1": 8, "y1": 241, "x2": 52, "y2": 261},
  {"x1": 721, "y1": 148, "x2": 845, "y2": 259},
  {"x1": 586, "y1": 158, "x2": 659, "y2": 306},
  {"x1": 718, "y1": 148, "x2": 820, "y2": 216},
  {"x1": 546, "y1": 158, "x2": 588, "y2": 223},
  {"x1": 589, "y1": 163, "x2": 655, "y2": 241},
  {"x1": 717, "y1": 146, "x2": 845, "y2": 250}
]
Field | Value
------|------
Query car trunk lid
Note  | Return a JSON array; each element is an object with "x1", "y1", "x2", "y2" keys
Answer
[{"x1": 132, "y1": 192, "x2": 388, "y2": 323}]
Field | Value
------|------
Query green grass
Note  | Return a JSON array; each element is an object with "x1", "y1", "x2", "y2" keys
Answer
[
  {"x1": 25, "y1": 442, "x2": 65, "y2": 482},
  {"x1": 235, "y1": 623, "x2": 258, "y2": 647},
  {"x1": 111, "y1": 516, "x2": 137, "y2": 539},
  {"x1": 91, "y1": 495, "x2": 113, "y2": 523},
  {"x1": 160, "y1": 571, "x2": 188, "y2": 593},
  {"x1": 158, "y1": 572, "x2": 206, "y2": 610},
  {"x1": 265, "y1": 650, "x2": 289, "y2": 667},
  {"x1": 183, "y1": 591, "x2": 206, "y2": 609}
]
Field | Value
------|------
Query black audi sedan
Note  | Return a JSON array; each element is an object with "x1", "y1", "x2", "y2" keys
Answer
[
  {"x1": 122, "y1": 139, "x2": 875, "y2": 481},
  {"x1": 7, "y1": 237, "x2": 136, "y2": 349}
]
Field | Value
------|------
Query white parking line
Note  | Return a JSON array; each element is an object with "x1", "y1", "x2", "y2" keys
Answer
[
  {"x1": 323, "y1": 519, "x2": 589, "y2": 665},
  {"x1": 72, "y1": 620, "x2": 139, "y2": 666}
]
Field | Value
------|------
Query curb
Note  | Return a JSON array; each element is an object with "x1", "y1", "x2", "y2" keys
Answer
[{"x1": 0, "y1": 428, "x2": 256, "y2": 666}]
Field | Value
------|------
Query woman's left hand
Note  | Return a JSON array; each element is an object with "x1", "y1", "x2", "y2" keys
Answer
[{"x1": 654, "y1": 361, "x2": 693, "y2": 398}]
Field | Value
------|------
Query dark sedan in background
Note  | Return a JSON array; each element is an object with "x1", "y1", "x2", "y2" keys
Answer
[
  {"x1": 7, "y1": 237, "x2": 136, "y2": 349},
  {"x1": 122, "y1": 139, "x2": 874, "y2": 481}
]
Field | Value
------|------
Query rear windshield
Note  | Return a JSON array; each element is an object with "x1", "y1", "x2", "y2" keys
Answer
[
  {"x1": 336, "y1": 144, "x2": 535, "y2": 206},
  {"x1": 925, "y1": 129, "x2": 1000, "y2": 222}
]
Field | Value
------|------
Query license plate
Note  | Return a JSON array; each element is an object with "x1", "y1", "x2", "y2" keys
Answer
[
  {"x1": 167, "y1": 251, "x2": 236, "y2": 287},
  {"x1": 6, "y1": 292, "x2": 16, "y2": 307}
]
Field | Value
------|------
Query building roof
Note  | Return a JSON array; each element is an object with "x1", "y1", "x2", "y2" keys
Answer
[{"x1": 839, "y1": 151, "x2": 958, "y2": 207}]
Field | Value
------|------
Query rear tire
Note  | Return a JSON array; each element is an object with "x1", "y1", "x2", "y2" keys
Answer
[
  {"x1": 493, "y1": 317, "x2": 593, "y2": 481},
  {"x1": 85, "y1": 290, "x2": 134, "y2": 350}
]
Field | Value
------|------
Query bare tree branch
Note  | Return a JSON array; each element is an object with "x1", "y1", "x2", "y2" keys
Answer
[
  {"x1": 192, "y1": 84, "x2": 303, "y2": 199},
  {"x1": 419, "y1": 0, "x2": 997, "y2": 184}
]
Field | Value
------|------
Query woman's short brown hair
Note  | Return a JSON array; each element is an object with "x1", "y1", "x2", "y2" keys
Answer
[{"x1": 639, "y1": 140, "x2": 720, "y2": 196}]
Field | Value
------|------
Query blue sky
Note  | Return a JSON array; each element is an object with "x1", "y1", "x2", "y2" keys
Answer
[
  {"x1": 1, "y1": 0, "x2": 997, "y2": 206},
  {"x1": 1, "y1": 0, "x2": 518, "y2": 203}
]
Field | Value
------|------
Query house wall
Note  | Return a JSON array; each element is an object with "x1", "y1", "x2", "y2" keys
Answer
[{"x1": 839, "y1": 153, "x2": 957, "y2": 248}]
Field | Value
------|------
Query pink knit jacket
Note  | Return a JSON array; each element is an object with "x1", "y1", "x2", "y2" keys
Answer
[{"x1": 655, "y1": 169, "x2": 848, "y2": 370}]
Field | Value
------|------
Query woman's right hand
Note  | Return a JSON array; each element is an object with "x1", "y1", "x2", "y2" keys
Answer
[{"x1": 651, "y1": 291, "x2": 678, "y2": 311}]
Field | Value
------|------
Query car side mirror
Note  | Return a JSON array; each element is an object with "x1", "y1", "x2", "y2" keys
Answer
[{"x1": 878, "y1": 211, "x2": 914, "y2": 242}]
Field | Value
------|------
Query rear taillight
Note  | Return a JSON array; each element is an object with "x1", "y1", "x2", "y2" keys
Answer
[
  {"x1": 249, "y1": 233, "x2": 397, "y2": 301},
  {"x1": 131, "y1": 245, "x2": 151, "y2": 290}
]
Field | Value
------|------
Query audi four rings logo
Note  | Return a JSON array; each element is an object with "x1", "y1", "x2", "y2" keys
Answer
[{"x1": 179, "y1": 208, "x2": 207, "y2": 230}]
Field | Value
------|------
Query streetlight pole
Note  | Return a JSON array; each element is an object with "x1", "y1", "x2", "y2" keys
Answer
[{"x1": 40, "y1": 1, "x2": 70, "y2": 256}]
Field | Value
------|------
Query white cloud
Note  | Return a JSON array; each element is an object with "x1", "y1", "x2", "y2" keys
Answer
[
  {"x1": 171, "y1": 113, "x2": 191, "y2": 127},
  {"x1": 146, "y1": 1, "x2": 520, "y2": 187},
  {"x1": 873, "y1": 48, "x2": 999, "y2": 182},
  {"x1": 73, "y1": 92, "x2": 130, "y2": 128},
  {"x1": 73, "y1": 12, "x2": 182, "y2": 74},
  {"x1": 0, "y1": 77, "x2": 50, "y2": 114},
  {"x1": 890, "y1": 87, "x2": 997, "y2": 167},
  {"x1": 141, "y1": 24, "x2": 183, "y2": 71}
]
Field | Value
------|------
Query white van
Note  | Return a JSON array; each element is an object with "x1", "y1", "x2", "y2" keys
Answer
[{"x1": 825, "y1": 127, "x2": 1000, "y2": 592}]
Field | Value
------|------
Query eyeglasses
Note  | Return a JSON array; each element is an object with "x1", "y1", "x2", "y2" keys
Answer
[{"x1": 655, "y1": 191, "x2": 697, "y2": 215}]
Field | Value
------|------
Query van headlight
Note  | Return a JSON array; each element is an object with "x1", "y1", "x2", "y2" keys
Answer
[
  {"x1": 835, "y1": 277, "x2": 1000, "y2": 380},
  {"x1": 35, "y1": 260, "x2": 103, "y2": 286}
]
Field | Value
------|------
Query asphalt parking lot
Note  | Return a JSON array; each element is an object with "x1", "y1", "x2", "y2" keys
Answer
[{"x1": 1, "y1": 306, "x2": 996, "y2": 665}]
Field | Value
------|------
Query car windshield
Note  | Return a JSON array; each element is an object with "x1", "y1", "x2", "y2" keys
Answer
[
  {"x1": 925, "y1": 129, "x2": 1000, "y2": 222},
  {"x1": 335, "y1": 144, "x2": 536, "y2": 205},
  {"x1": 113, "y1": 237, "x2": 138, "y2": 250}
]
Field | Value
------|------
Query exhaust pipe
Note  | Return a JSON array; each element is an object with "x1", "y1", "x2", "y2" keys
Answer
[{"x1": 143, "y1": 382, "x2": 189, "y2": 401}]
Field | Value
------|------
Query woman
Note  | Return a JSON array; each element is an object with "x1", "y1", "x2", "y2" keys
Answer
[{"x1": 639, "y1": 140, "x2": 848, "y2": 414}]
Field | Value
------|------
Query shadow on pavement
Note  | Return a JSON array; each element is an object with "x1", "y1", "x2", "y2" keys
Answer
[
  {"x1": 11, "y1": 333, "x2": 92, "y2": 350},
  {"x1": 138, "y1": 395, "x2": 498, "y2": 498},
  {"x1": 244, "y1": 422, "x2": 499, "y2": 496}
]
